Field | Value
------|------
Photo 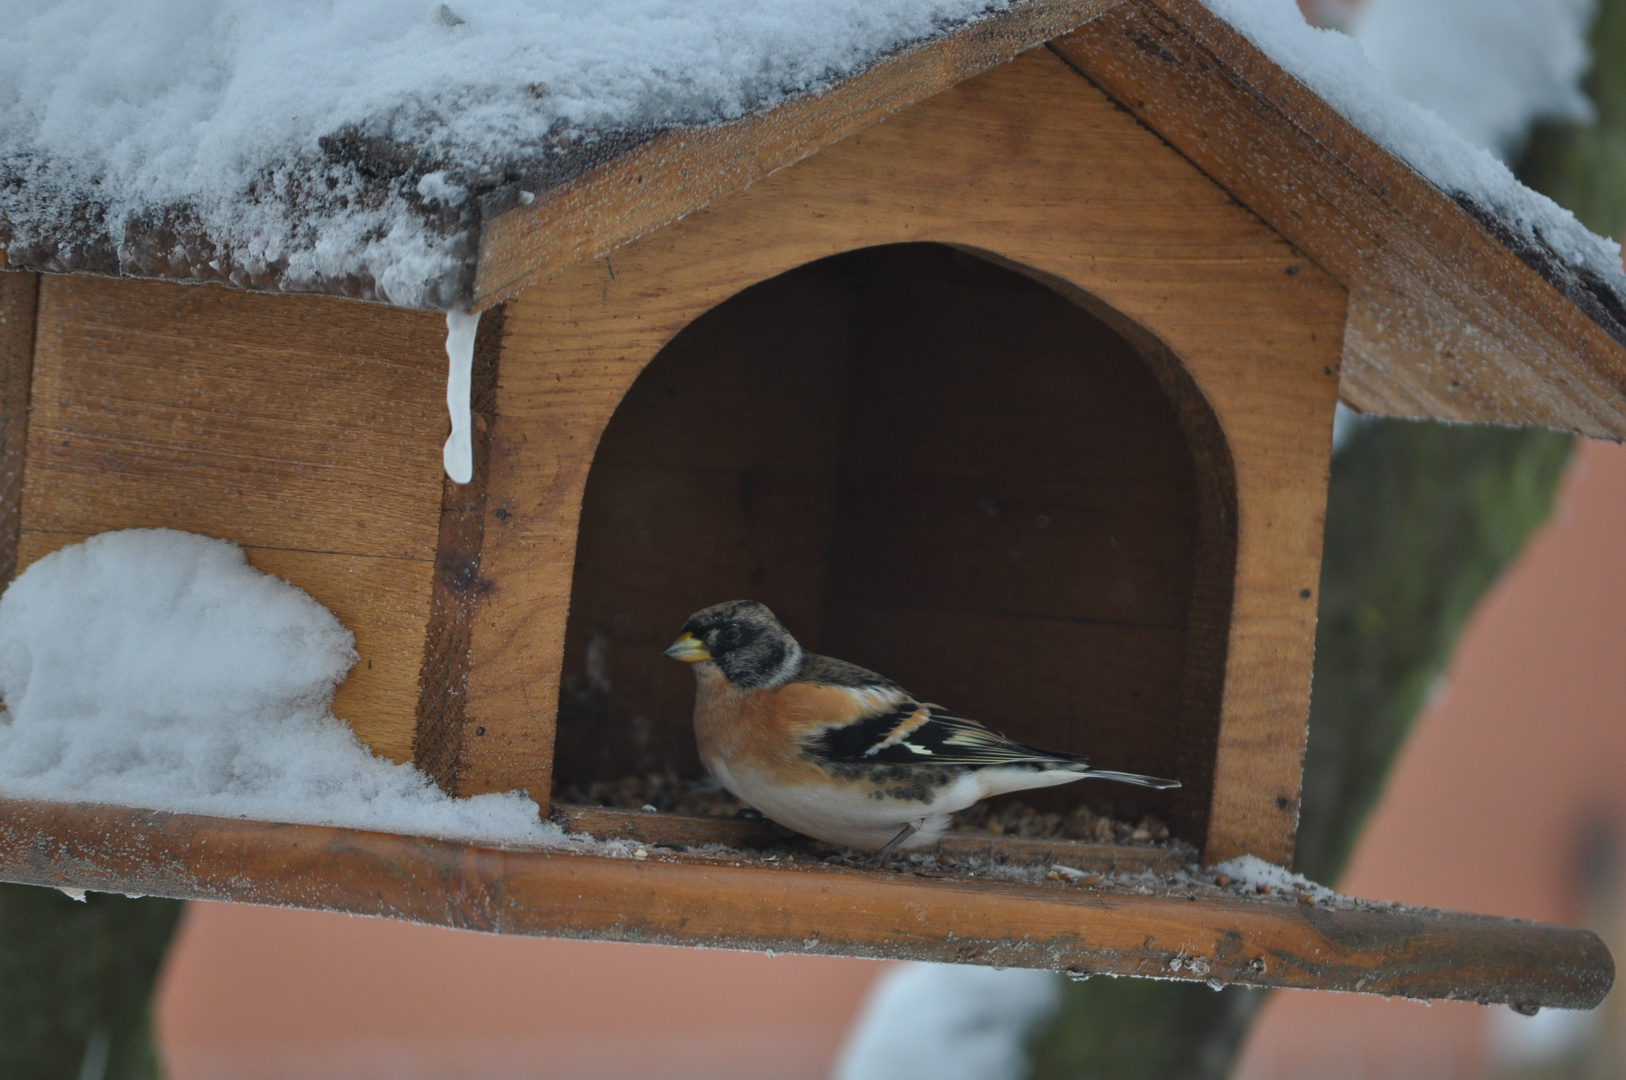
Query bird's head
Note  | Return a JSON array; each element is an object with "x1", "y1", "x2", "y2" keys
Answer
[{"x1": 664, "y1": 600, "x2": 804, "y2": 689}]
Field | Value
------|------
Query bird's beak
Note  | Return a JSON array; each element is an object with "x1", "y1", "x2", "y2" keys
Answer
[{"x1": 663, "y1": 633, "x2": 711, "y2": 663}]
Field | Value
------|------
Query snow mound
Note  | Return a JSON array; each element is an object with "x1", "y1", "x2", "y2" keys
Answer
[
  {"x1": 0, "y1": 528, "x2": 554, "y2": 845},
  {"x1": 834, "y1": 962, "x2": 1060, "y2": 1080},
  {"x1": 1208, "y1": 853, "x2": 1338, "y2": 902}
]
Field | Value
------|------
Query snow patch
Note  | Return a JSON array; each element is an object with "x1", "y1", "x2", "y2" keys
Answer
[
  {"x1": 833, "y1": 963, "x2": 1060, "y2": 1080},
  {"x1": 0, "y1": 529, "x2": 554, "y2": 844},
  {"x1": 1203, "y1": 0, "x2": 1625, "y2": 301},
  {"x1": 1208, "y1": 853, "x2": 1338, "y2": 902},
  {"x1": 0, "y1": 0, "x2": 1021, "y2": 309}
]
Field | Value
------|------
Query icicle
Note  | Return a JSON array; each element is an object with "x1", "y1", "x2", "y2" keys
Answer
[{"x1": 443, "y1": 308, "x2": 480, "y2": 484}]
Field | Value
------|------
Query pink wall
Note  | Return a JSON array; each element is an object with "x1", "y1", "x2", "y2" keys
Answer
[
  {"x1": 1237, "y1": 438, "x2": 1626, "y2": 1079},
  {"x1": 157, "y1": 904, "x2": 885, "y2": 1079}
]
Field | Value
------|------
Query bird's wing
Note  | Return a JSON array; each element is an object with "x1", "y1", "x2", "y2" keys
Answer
[{"x1": 804, "y1": 692, "x2": 1077, "y2": 768}]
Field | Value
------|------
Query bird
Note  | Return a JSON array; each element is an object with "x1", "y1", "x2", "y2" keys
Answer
[{"x1": 663, "y1": 600, "x2": 1180, "y2": 860}]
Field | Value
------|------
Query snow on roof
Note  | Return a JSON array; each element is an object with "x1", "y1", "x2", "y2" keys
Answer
[
  {"x1": 1, "y1": 0, "x2": 1623, "y2": 317},
  {"x1": 0, "y1": 0, "x2": 1015, "y2": 309},
  {"x1": 1209, "y1": 0, "x2": 1626, "y2": 335}
]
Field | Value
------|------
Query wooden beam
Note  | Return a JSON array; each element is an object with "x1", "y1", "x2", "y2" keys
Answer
[
  {"x1": 0, "y1": 797, "x2": 1609, "y2": 1009},
  {"x1": 551, "y1": 804, "x2": 1190, "y2": 875},
  {"x1": 414, "y1": 305, "x2": 508, "y2": 794},
  {"x1": 1049, "y1": 0, "x2": 1626, "y2": 437},
  {"x1": 472, "y1": 0, "x2": 1123, "y2": 308},
  {"x1": 0, "y1": 271, "x2": 37, "y2": 586},
  {"x1": 16, "y1": 275, "x2": 448, "y2": 763}
]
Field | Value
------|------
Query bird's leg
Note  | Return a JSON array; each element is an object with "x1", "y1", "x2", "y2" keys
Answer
[{"x1": 874, "y1": 819, "x2": 925, "y2": 865}]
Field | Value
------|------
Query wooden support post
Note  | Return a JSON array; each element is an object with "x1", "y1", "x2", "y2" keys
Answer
[
  {"x1": 0, "y1": 272, "x2": 38, "y2": 587},
  {"x1": 414, "y1": 306, "x2": 509, "y2": 793}
]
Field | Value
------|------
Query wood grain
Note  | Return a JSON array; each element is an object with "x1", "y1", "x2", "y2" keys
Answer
[
  {"x1": 414, "y1": 306, "x2": 505, "y2": 792},
  {"x1": 485, "y1": 48, "x2": 1344, "y2": 864},
  {"x1": 0, "y1": 797, "x2": 1610, "y2": 1009},
  {"x1": 0, "y1": 271, "x2": 37, "y2": 586},
  {"x1": 820, "y1": 248, "x2": 1201, "y2": 820},
  {"x1": 15, "y1": 530, "x2": 430, "y2": 763},
  {"x1": 1049, "y1": 1, "x2": 1626, "y2": 436},
  {"x1": 24, "y1": 276, "x2": 448, "y2": 558},
  {"x1": 18, "y1": 276, "x2": 449, "y2": 762},
  {"x1": 473, "y1": 0, "x2": 1122, "y2": 307}
]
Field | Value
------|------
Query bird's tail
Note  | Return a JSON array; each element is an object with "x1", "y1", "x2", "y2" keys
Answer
[{"x1": 1074, "y1": 766, "x2": 1181, "y2": 790}]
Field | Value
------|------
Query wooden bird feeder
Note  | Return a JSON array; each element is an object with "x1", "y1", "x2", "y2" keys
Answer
[{"x1": 0, "y1": 0, "x2": 1620, "y2": 1010}]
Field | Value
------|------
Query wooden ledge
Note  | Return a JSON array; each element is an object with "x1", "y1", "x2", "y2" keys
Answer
[
  {"x1": 551, "y1": 803, "x2": 1189, "y2": 875},
  {"x1": 0, "y1": 798, "x2": 1610, "y2": 1009}
]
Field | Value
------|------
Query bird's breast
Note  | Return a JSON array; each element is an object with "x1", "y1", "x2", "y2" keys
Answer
[{"x1": 691, "y1": 669, "x2": 824, "y2": 786}]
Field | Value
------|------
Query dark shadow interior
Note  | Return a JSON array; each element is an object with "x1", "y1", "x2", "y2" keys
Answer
[{"x1": 553, "y1": 244, "x2": 1230, "y2": 843}]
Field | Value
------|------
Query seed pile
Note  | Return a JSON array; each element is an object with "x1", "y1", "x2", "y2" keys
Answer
[{"x1": 951, "y1": 800, "x2": 1171, "y2": 846}]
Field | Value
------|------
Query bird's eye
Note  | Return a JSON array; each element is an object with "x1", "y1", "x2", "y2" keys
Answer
[{"x1": 720, "y1": 625, "x2": 744, "y2": 648}]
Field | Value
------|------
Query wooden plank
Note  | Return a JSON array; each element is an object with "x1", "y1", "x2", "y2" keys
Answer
[
  {"x1": 16, "y1": 276, "x2": 450, "y2": 762},
  {"x1": 15, "y1": 530, "x2": 430, "y2": 763},
  {"x1": 0, "y1": 272, "x2": 37, "y2": 586},
  {"x1": 814, "y1": 249, "x2": 1202, "y2": 823},
  {"x1": 23, "y1": 275, "x2": 448, "y2": 559},
  {"x1": 414, "y1": 306, "x2": 506, "y2": 793},
  {"x1": 827, "y1": 248, "x2": 1198, "y2": 629},
  {"x1": 551, "y1": 803, "x2": 1189, "y2": 874},
  {"x1": 473, "y1": 0, "x2": 1123, "y2": 307},
  {"x1": 0, "y1": 797, "x2": 1611, "y2": 1009},
  {"x1": 824, "y1": 600, "x2": 1189, "y2": 816},
  {"x1": 486, "y1": 48, "x2": 1344, "y2": 864},
  {"x1": 1049, "y1": 1, "x2": 1626, "y2": 437}
]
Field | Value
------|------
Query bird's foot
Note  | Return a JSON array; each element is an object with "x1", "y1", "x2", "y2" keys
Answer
[{"x1": 872, "y1": 819, "x2": 925, "y2": 867}]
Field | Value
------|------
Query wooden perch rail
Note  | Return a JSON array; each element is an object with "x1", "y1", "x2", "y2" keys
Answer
[
  {"x1": 550, "y1": 804, "x2": 1191, "y2": 875},
  {"x1": 0, "y1": 797, "x2": 1610, "y2": 1010}
]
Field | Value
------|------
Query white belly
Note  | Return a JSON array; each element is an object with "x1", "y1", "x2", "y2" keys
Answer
[{"x1": 707, "y1": 759, "x2": 993, "y2": 852}]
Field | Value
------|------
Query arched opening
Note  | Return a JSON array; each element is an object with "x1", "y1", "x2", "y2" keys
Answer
[{"x1": 553, "y1": 243, "x2": 1231, "y2": 848}]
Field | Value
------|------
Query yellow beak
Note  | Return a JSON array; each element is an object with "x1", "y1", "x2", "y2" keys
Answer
[{"x1": 663, "y1": 632, "x2": 712, "y2": 663}]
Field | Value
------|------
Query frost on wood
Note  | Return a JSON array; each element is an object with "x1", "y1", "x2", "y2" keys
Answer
[
  {"x1": 443, "y1": 308, "x2": 480, "y2": 484},
  {"x1": 0, "y1": 529, "x2": 554, "y2": 845},
  {"x1": 0, "y1": 0, "x2": 1018, "y2": 309}
]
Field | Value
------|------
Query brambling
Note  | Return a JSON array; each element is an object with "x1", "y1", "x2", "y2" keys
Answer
[{"x1": 664, "y1": 600, "x2": 1180, "y2": 860}]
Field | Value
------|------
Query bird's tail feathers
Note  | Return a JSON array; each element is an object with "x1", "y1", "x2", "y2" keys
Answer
[{"x1": 1074, "y1": 766, "x2": 1181, "y2": 790}]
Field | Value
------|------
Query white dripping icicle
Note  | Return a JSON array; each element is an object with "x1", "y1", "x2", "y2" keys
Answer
[{"x1": 443, "y1": 308, "x2": 480, "y2": 484}]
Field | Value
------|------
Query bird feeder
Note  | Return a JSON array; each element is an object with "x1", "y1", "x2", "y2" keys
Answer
[{"x1": 0, "y1": 0, "x2": 1619, "y2": 1010}]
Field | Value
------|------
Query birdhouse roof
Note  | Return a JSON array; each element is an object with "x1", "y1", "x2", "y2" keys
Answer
[{"x1": 5, "y1": 0, "x2": 1626, "y2": 436}]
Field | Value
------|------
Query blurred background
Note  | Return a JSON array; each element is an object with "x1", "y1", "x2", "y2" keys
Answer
[{"x1": 11, "y1": 0, "x2": 1626, "y2": 1076}]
